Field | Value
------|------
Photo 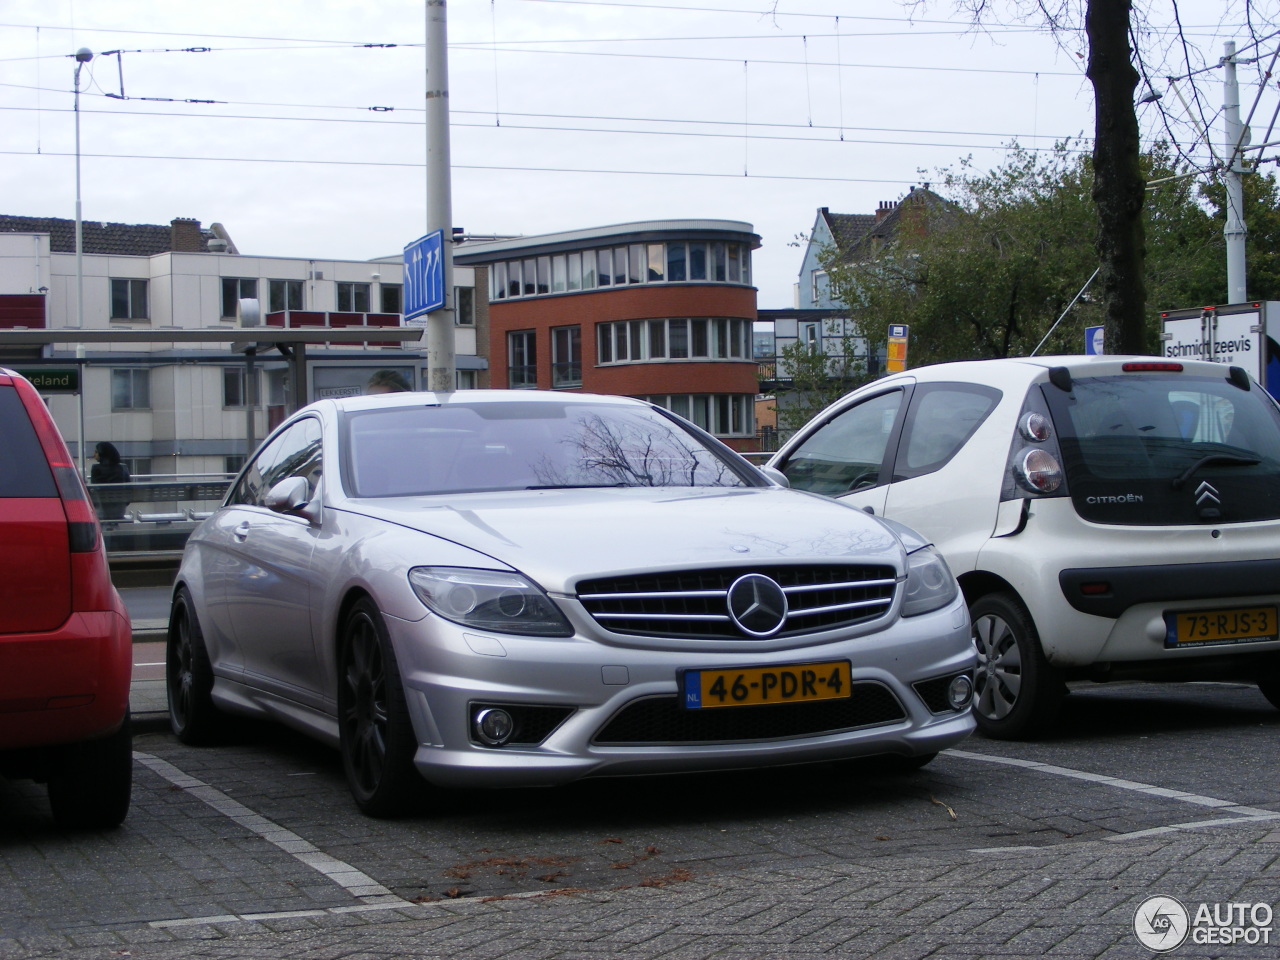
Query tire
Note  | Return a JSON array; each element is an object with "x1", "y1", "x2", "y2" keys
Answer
[
  {"x1": 167, "y1": 587, "x2": 222, "y2": 744},
  {"x1": 47, "y1": 712, "x2": 133, "y2": 829},
  {"x1": 338, "y1": 598, "x2": 428, "y2": 818},
  {"x1": 970, "y1": 592, "x2": 1065, "y2": 740},
  {"x1": 1258, "y1": 676, "x2": 1280, "y2": 711}
]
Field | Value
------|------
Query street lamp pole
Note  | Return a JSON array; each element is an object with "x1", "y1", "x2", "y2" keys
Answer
[
  {"x1": 73, "y1": 47, "x2": 92, "y2": 477},
  {"x1": 73, "y1": 48, "x2": 92, "y2": 332}
]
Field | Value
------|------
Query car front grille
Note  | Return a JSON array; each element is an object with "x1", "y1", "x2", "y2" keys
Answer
[
  {"x1": 575, "y1": 564, "x2": 898, "y2": 640},
  {"x1": 593, "y1": 682, "x2": 907, "y2": 744}
]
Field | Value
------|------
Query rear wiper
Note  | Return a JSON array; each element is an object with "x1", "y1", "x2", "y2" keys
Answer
[{"x1": 1171, "y1": 454, "x2": 1262, "y2": 489}]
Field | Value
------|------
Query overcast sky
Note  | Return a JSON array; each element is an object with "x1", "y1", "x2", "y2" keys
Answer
[{"x1": 1, "y1": 0, "x2": 1274, "y2": 306}]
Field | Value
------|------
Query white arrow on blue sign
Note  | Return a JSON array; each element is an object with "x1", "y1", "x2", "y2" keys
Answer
[{"x1": 403, "y1": 230, "x2": 445, "y2": 323}]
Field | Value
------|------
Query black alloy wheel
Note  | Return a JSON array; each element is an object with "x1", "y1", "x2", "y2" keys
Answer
[
  {"x1": 166, "y1": 587, "x2": 221, "y2": 745},
  {"x1": 338, "y1": 598, "x2": 427, "y2": 817}
]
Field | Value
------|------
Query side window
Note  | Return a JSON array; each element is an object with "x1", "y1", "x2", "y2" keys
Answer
[
  {"x1": 228, "y1": 418, "x2": 322, "y2": 507},
  {"x1": 780, "y1": 389, "x2": 905, "y2": 495},
  {"x1": 894, "y1": 383, "x2": 1001, "y2": 480}
]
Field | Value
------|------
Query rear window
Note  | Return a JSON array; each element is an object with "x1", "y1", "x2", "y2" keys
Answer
[
  {"x1": 1043, "y1": 374, "x2": 1280, "y2": 524},
  {"x1": 0, "y1": 386, "x2": 57, "y2": 498}
]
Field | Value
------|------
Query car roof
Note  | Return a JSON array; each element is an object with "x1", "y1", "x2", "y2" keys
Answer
[
  {"x1": 314, "y1": 389, "x2": 650, "y2": 415},
  {"x1": 898, "y1": 354, "x2": 1253, "y2": 386}
]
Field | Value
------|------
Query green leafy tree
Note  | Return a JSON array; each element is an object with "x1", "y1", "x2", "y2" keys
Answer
[
  {"x1": 823, "y1": 143, "x2": 1233, "y2": 364},
  {"x1": 772, "y1": 333, "x2": 868, "y2": 435},
  {"x1": 1199, "y1": 169, "x2": 1280, "y2": 302}
]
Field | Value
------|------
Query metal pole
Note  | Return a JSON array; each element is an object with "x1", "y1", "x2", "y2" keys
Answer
[
  {"x1": 1223, "y1": 41, "x2": 1248, "y2": 303},
  {"x1": 244, "y1": 348, "x2": 257, "y2": 456},
  {"x1": 73, "y1": 48, "x2": 92, "y2": 331},
  {"x1": 76, "y1": 345, "x2": 86, "y2": 477},
  {"x1": 425, "y1": 0, "x2": 456, "y2": 392}
]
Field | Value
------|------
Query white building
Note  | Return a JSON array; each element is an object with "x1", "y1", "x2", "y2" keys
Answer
[{"x1": 0, "y1": 216, "x2": 484, "y2": 480}]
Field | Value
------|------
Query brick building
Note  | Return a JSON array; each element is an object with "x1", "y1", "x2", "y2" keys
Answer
[{"x1": 455, "y1": 220, "x2": 763, "y2": 451}]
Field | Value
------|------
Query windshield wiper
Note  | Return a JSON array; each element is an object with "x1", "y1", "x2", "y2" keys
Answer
[{"x1": 1171, "y1": 454, "x2": 1262, "y2": 489}]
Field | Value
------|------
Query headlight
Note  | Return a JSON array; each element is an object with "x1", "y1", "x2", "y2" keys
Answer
[
  {"x1": 408, "y1": 567, "x2": 573, "y2": 637},
  {"x1": 900, "y1": 546, "x2": 958, "y2": 617}
]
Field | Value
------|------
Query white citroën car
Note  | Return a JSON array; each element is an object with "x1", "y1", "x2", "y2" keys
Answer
[
  {"x1": 770, "y1": 355, "x2": 1280, "y2": 739},
  {"x1": 168, "y1": 390, "x2": 975, "y2": 816}
]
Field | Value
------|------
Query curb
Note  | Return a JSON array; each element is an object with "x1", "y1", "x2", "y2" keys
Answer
[{"x1": 132, "y1": 619, "x2": 168, "y2": 644}]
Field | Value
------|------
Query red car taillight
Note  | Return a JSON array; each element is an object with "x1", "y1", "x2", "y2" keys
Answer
[{"x1": 9, "y1": 375, "x2": 114, "y2": 612}]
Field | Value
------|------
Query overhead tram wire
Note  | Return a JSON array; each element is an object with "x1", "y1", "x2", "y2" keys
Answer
[
  {"x1": 0, "y1": 101, "x2": 1095, "y2": 156},
  {"x1": 0, "y1": 147, "x2": 940, "y2": 186}
]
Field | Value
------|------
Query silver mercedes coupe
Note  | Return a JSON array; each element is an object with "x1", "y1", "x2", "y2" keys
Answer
[{"x1": 167, "y1": 390, "x2": 975, "y2": 816}]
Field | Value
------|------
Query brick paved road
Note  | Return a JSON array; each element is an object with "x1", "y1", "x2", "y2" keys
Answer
[{"x1": 2, "y1": 681, "x2": 1278, "y2": 959}]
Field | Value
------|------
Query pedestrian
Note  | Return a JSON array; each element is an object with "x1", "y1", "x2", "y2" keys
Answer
[
  {"x1": 366, "y1": 369, "x2": 411, "y2": 394},
  {"x1": 89, "y1": 441, "x2": 130, "y2": 520}
]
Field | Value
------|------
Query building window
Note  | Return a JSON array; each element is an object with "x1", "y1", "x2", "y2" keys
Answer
[
  {"x1": 456, "y1": 369, "x2": 478, "y2": 390},
  {"x1": 223, "y1": 367, "x2": 260, "y2": 408},
  {"x1": 268, "y1": 279, "x2": 303, "y2": 312},
  {"x1": 224, "y1": 455, "x2": 246, "y2": 476},
  {"x1": 811, "y1": 270, "x2": 828, "y2": 304},
  {"x1": 336, "y1": 282, "x2": 370, "y2": 313},
  {"x1": 484, "y1": 241, "x2": 751, "y2": 300},
  {"x1": 508, "y1": 330, "x2": 537, "y2": 388},
  {"x1": 111, "y1": 368, "x2": 150, "y2": 410},
  {"x1": 595, "y1": 318, "x2": 750, "y2": 365},
  {"x1": 642, "y1": 394, "x2": 754, "y2": 437},
  {"x1": 551, "y1": 326, "x2": 582, "y2": 388},
  {"x1": 455, "y1": 285, "x2": 475, "y2": 325},
  {"x1": 110, "y1": 278, "x2": 148, "y2": 320},
  {"x1": 221, "y1": 278, "x2": 257, "y2": 319},
  {"x1": 380, "y1": 283, "x2": 402, "y2": 314},
  {"x1": 122, "y1": 457, "x2": 152, "y2": 478}
]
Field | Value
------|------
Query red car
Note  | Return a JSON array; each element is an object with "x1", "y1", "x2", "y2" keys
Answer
[{"x1": 0, "y1": 368, "x2": 132, "y2": 827}]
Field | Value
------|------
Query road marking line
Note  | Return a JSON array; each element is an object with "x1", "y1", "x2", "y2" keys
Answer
[
  {"x1": 947, "y1": 748, "x2": 1279, "y2": 846},
  {"x1": 133, "y1": 752, "x2": 408, "y2": 915},
  {"x1": 946, "y1": 748, "x2": 1276, "y2": 816}
]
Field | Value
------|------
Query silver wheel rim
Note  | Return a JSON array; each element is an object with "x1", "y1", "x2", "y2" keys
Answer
[{"x1": 972, "y1": 613, "x2": 1023, "y2": 721}]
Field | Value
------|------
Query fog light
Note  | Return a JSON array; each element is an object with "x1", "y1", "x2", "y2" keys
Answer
[
  {"x1": 473, "y1": 707, "x2": 515, "y2": 746},
  {"x1": 947, "y1": 674, "x2": 974, "y2": 710}
]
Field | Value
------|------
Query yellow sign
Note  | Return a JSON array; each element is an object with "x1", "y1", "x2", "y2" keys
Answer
[{"x1": 886, "y1": 325, "x2": 909, "y2": 373}]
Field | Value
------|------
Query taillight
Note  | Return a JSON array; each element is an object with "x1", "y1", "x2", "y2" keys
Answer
[
  {"x1": 11, "y1": 375, "x2": 101, "y2": 554},
  {"x1": 1002, "y1": 385, "x2": 1069, "y2": 502},
  {"x1": 1122, "y1": 362, "x2": 1183, "y2": 372},
  {"x1": 1016, "y1": 448, "x2": 1064, "y2": 494},
  {"x1": 1018, "y1": 412, "x2": 1051, "y2": 442}
]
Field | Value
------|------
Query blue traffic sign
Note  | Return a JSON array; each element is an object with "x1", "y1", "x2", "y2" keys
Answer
[
  {"x1": 1085, "y1": 325, "x2": 1104, "y2": 355},
  {"x1": 888, "y1": 323, "x2": 908, "y2": 339},
  {"x1": 403, "y1": 230, "x2": 445, "y2": 321}
]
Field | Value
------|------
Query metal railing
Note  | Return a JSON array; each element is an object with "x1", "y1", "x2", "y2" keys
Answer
[{"x1": 87, "y1": 475, "x2": 234, "y2": 555}]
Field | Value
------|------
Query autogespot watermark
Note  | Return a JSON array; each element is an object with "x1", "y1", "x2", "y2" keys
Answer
[{"x1": 1134, "y1": 895, "x2": 1274, "y2": 952}]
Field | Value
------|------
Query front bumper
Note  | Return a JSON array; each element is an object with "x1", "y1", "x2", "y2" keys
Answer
[{"x1": 384, "y1": 594, "x2": 976, "y2": 789}]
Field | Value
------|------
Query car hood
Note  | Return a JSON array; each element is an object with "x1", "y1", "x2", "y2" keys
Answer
[{"x1": 343, "y1": 486, "x2": 905, "y2": 593}]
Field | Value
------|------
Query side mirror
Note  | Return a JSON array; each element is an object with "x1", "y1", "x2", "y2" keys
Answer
[
  {"x1": 759, "y1": 465, "x2": 790, "y2": 488},
  {"x1": 264, "y1": 476, "x2": 317, "y2": 520}
]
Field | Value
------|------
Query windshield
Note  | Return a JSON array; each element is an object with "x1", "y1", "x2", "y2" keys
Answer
[
  {"x1": 342, "y1": 400, "x2": 754, "y2": 497},
  {"x1": 1042, "y1": 374, "x2": 1280, "y2": 524}
]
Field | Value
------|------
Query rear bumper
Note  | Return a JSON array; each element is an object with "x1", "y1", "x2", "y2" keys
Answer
[
  {"x1": 0, "y1": 609, "x2": 132, "y2": 750},
  {"x1": 1060, "y1": 557, "x2": 1280, "y2": 618}
]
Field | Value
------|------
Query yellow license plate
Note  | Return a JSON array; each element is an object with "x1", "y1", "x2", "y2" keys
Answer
[
  {"x1": 682, "y1": 661, "x2": 852, "y2": 709},
  {"x1": 1166, "y1": 606, "x2": 1278, "y2": 647}
]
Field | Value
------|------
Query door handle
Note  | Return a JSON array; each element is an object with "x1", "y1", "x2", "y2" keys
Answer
[{"x1": 233, "y1": 521, "x2": 251, "y2": 541}]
